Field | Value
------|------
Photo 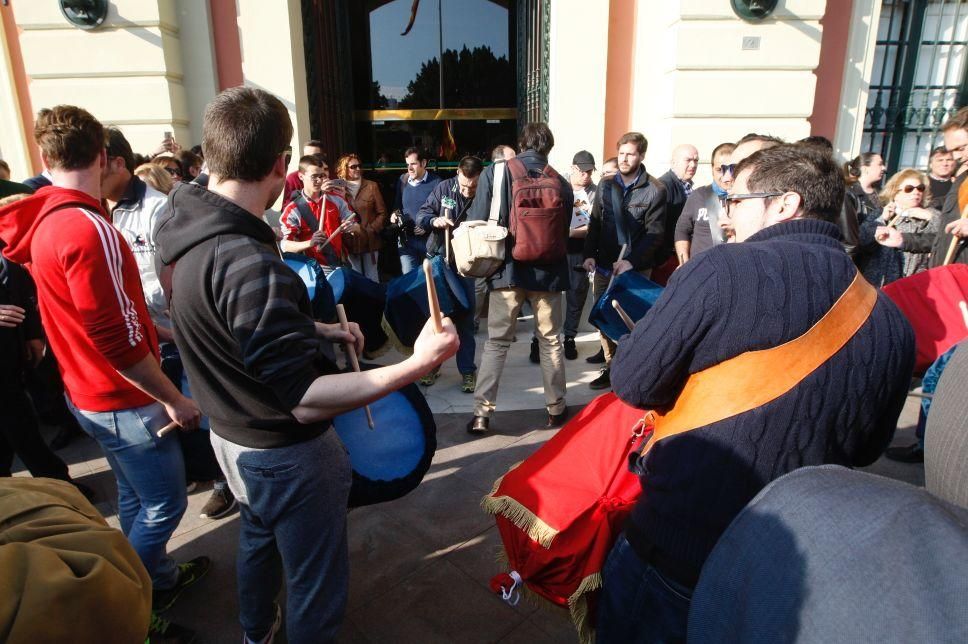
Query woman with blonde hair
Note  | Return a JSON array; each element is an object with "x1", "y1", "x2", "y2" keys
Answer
[
  {"x1": 874, "y1": 167, "x2": 941, "y2": 277},
  {"x1": 335, "y1": 154, "x2": 386, "y2": 281},
  {"x1": 134, "y1": 162, "x2": 175, "y2": 195}
]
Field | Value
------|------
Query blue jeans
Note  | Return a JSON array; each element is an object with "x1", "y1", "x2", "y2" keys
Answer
[
  {"x1": 211, "y1": 429, "x2": 352, "y2": 644},
  {"x1": 69, "y1": 400, "x2": 186, "y2": 590},
  {"x1": 454, "y1": 275, "x2": 477, "y2": 375},
  {"x1": 597, "y1": 533, "x2": 693, "y2": 644},
  {"x1": 398, "y1": 236, "x2": 427, "y2": 274}
]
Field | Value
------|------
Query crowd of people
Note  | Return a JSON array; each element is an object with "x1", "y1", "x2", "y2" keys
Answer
[{"x1": 0, "y1": 91, "x2": 965, "y2": 644}]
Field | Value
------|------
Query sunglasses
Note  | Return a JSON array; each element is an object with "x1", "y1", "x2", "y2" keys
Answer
[
  {"x1": 162, "y1": 166, "x2": 180, "y2": 177},
  {"x1": 898, "y1": 184, "x2": 925, "y2": 193},
  {"x1": 718, "y1": 164, "x2": 736, "y2": 176},
  {"x1": 348, "y1": 164, "x2": 361, "y2": 170}
]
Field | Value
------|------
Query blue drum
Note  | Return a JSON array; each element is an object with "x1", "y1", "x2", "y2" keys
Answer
[
  {"x1": 283, "y1": 253, "x2": 336, "y2": 321},
  {"x1": 383, "y1": 255, "x2": 470, "y2": 352},
  {"x1": 588, "y1": 270, "x2": 664, "y2": 342},
  {"x1": 327, "y1": 266, "x2": 389, "y2": 356},
  {"x1": 332, "y1": 371, "x2": 436, "y2": 507}
]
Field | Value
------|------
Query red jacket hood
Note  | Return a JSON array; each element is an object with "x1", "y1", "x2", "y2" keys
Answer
[{"x1": 0, "y1": 186, "x2": 105, "y2": 264}]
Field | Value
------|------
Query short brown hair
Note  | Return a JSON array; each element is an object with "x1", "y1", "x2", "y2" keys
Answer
[
  {"x1": 941, "y1": 106, "x2": 968, "y2": 134},
  {"x1": 519, "y1": 122, "x2": 555, "y2": 156},
  {"x1": 202, "y1": 87, "x2": 293, "y2": 182},
  {"x1": 735, "y1": 143, "x2": 845, "y2": 223},
  {"x1": 617, "y1": 132, "x2": 647, "y2": 154},
  {"x1": 34, "y1": 105, "x2": 105, "y2": 171}
]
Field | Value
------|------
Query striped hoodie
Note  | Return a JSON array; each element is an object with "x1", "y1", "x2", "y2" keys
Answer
[{"x1": 0, "y1": 187, "x2": 157, "y2": 411}]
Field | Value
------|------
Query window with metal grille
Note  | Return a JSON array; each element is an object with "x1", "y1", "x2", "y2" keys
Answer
[{"x1": 862, "y1": 0, "x2": 968, "y2": 171}]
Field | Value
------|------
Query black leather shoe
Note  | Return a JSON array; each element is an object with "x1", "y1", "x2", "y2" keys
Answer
[
  {"x1": 589, "y1": 367, "x2": 611, "y2": 390},
  {"x1": 529, "y1": 338, "x2": 540, "y2": 364},
  {"x1": 885, "y1": 443, "x2": 924, "y2": 463},
  {"x1": 467, "y1": 415, "x2": 489, "y2": 434},
  {"x1": 546, "y1": 408, "x2": 569, "y2": 429},
  {"x1": 564, "y1": 337, "x2": 578, "y2": 360},
  {"x1": 586, "y1": 348, "x2": 606, "y2": 364}
]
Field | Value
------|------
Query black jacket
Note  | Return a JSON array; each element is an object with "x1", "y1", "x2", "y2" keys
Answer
[
  {"x1": 584, "y1": 165, "x2": 667, "y2": 271},
  {"x1": 466, "y1": 150, "x2": 572, "y2": 291},
  {"x1": 658, "y1": 170, "x2": 690, "y2": 263},
  {"x1": 850, "y1": 183, "x2": 903, "y2": 286},
  {"x1": 154, "y1": 182, "x2": 337, "y2": 448},
  {"x1": 930, "y1": 172, "x2": 967, "y2": 267},
  {"x1": 0, "y1": 257, "x2": 43, "y2": 377}
]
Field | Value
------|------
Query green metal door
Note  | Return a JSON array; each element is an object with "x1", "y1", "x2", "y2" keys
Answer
[{"x1": 863, "y1": 0, "x2": 968, "y2": 171}]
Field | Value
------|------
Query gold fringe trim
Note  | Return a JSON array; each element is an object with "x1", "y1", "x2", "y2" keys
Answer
[
  {"x1": 568, "y1": 574, "x2": 602, "y2": 644},
  {"x1": 362, "y1": 337, "x2": 391, "y2": 360},
  {"x1": 481, "y1": 493, "x2": 559, "y2": 549},
  {"x1": 380, "y1": 316, "x2": 414, "y2": 357}
]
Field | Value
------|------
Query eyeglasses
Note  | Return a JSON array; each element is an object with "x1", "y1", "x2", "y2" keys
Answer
[
  {"x1": 718, "y1": 164, "x2": 736, "y2": 176},
  {"x1": 720, "y1": 191, "x2": 784, "y2": 214},
  {"x1": 348, "y1": 164, "x2": 361, "y2": 170},
  {"x1": 898, "y1": 184, "x2": 926, "y2": 194}
]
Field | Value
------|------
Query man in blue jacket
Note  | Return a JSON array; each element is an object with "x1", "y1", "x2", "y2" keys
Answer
[{"x1": 597, "y1": 142, "x2": 915, "y2": 643}]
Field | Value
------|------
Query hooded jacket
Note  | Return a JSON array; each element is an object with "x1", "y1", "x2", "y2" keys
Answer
[
  {"x1": 0, "y1": 187, "x2": 157, "y2": 411},
  {"x1": 154, "y1": 182, "x2": 335, "y2": 448}
]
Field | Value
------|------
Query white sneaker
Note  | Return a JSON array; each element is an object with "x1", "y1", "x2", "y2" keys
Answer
[{"x1": 243, "y1": 603, "x2": 282, "y2": 644}]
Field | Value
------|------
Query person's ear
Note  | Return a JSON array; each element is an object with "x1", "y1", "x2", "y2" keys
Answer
[{"x1": 775, "y1": 191, "x2": 802, "y2": 222}]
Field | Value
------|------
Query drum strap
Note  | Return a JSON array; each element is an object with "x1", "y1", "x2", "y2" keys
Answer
[{"x1": 637, "y1": 270, "x2": 878, "y2": 455}]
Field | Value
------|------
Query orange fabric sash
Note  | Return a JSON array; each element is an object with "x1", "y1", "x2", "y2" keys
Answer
[{"x1": 639, "y1": 271, "x2": 878, "y2": 455}]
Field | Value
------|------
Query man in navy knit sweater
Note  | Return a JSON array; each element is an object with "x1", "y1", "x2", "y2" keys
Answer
[{"x1": 596, "y1": 143, "x2": 915, "y2": 643}]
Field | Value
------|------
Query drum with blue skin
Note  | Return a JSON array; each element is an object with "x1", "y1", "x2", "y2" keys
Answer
[
  {"x1": 328, "y1": 266, "x2": 389, "y2": 356},
  {"x1": 383, "y1": 254, "x2": 471, "y2": 352},
  {"x1": 588, "y1": 270, "x2": 664, "y2": 342},
  {"x1": 283, "y1": 252, "x2": 337, "y2": 321},
  {"x1": 332, "y1": 366, "x2": 436, "y2": 507}
]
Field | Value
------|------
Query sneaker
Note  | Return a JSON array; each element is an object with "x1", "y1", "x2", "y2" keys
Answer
[
  {"x1": 885, "y1": 443, "x2": 925, "y2": 463},
  {"x1": 147, "y1": 611, "x2": 197, "y2": 644},
  {"x1": 589, "y1": 367, "x2": 611, "y2": 390},
  {"x1": 564, "y1": 337, "x2": 578, "y2": 360},
  {"x1": 461, "y1": 372, "x2": 477, "y2": 393},
  {"x1": 153, "y1": 556, "x2": 212, "y2": 612},
  {"x1": 586, "y1": 347, "x2": 606, "y2": 364},
  {"x1": 419, "y1": 367, "x2": 441, "y2": 387},
  {"x1": 199, "y1": 483, "x2": 237, "y2": 519},
  {"x1": 243, "y1": 603, "x2": 282, "y2": 644},
  {"x1": 529, "y1": 338, "x2": 540, "y2": 364}
]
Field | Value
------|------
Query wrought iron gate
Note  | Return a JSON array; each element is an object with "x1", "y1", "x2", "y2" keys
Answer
[
  {"x1": 862, "y1": 0, "x2": 968, "y2": 171},
  {"x1": 516, "y1": 0, "x2": 549, "y2": 125}
]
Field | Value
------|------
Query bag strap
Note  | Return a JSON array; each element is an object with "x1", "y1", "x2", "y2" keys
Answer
[
  {"x1": 638, "y1": 271, "x2": 878, "y2": 455},
  {"x1": 488, "y1": 161, "x2": 506, "y2": 225},
  {"x1": 292, "y1": 192, "x2": 321, "y2": 232}
]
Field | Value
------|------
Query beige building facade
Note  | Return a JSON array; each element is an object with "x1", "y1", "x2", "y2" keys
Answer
[{"x1": 1, "y1": 0, "x2": 965, "y2": 185}]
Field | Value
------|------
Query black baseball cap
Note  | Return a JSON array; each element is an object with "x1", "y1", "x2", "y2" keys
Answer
[{"x1": 572, "y1": 150, "x2": 596, "y2": 171}]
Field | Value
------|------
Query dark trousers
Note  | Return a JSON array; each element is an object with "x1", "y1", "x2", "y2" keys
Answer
[
  {"x1": 0, "y1": 370, "x2": 70, "y2": 481},
  {"x1": 597, "y1": 533, "x2": 693, "y2": 644}
]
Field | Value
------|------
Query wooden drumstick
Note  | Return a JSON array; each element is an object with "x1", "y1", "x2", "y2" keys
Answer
[
  {"x1": 157, "y1": 421, "x2": 178, "y2": 437},
  {"x1": 318, "y1": 213, "x2": 358, "y2": 251},
  {"x1": 611, "y1": 299, "x2": 635, "y2": 331},
  {"x1": 943, "y1": 205, "x2": 968, "y2": 266},
  {"x1": 422, "y1": 258, "x2": 444, "y2": 333},
  {"x1": 606, "y1": 243, "x2": 628, "y2": 293},
  {"x1": 337, "y1": 303, "x2": 375, "y2": 429}
]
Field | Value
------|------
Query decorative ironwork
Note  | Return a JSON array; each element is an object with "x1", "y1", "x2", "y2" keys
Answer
[
  {"x1": 516, "y1": 0, "x2": 550, "y2": 126},
  {"x1": 862, "y1": 0, "x2": 968, "y2": 171}
]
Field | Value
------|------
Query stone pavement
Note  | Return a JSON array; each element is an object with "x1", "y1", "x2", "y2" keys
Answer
[{"x1": 15, "y1": 311, "x2": 925, "y2": 643}]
